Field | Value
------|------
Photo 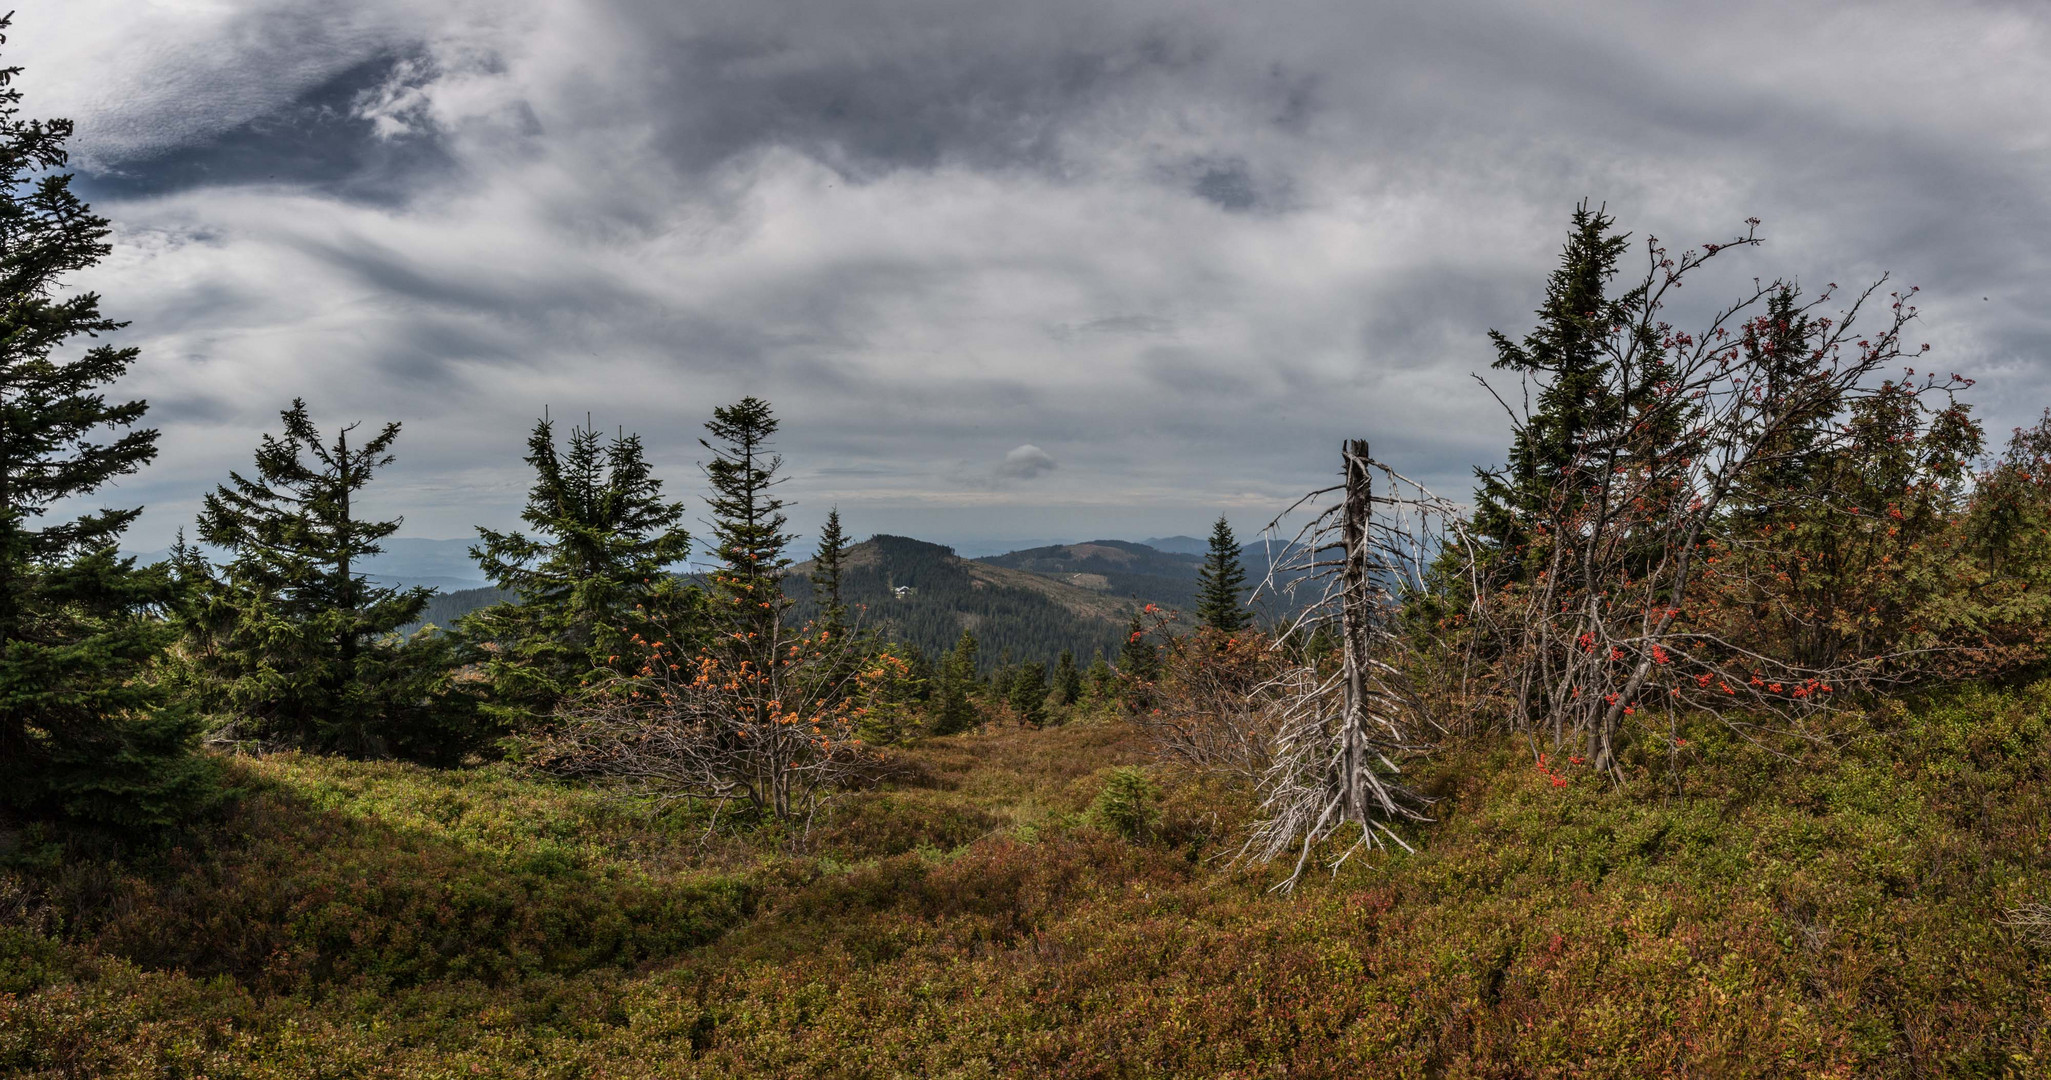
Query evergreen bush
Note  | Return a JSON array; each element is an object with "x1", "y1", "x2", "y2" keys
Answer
[{"x1": 1089, "y1": 766, "x2": 1159, "y2": 842}]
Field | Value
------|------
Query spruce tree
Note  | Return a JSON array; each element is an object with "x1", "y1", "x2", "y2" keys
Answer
[
  {"x1": 1007, "y1": 661, "x2": 1048, "y2": 727},
  {"x1": 929, "y1": 628, "x2": 980, "y2": 735},
  {"x1": 950, "y1": 628, "x2": 979, "y2": 680},
  {"x1": 809, "y1": 507, "x2": 849, "y2": 632},
  {"x1": 929, "y1": 669, "x2": 975, "y2": 737},
  {"x1": 186, "y1": 401, "x2": 465, "y2": 757},
  {"x1": 1052, "y1": 648, "x2": 1081, "y2": 706},
  {"x1": 1735, "y1": 284, "x2": 1834, "y2": 510},
  {"x1": 1194, "y1": 514, "x2": 1251, "y2": 632},
  {"x1": 1471, "y1": 203, "x2": 1648, "y2": 573},
  {"x1": 465, "y1": 415, "x2": 693, "y2": 727},
  {"x1": 701, "y1": 396, "x2": 793, "y2": 650},
  {"x1": 0, "y1": 23, "x2": 209, "y2": 825},
  {"x1": 1085, "y1": 649, "x2": 1116, "y2": 701},
  {"x1": 989, "y1": 653, "x2": 1015, "y2": 702},
  {"x1": 904, "y1": 644, "x2": 936, "y2": 700}
]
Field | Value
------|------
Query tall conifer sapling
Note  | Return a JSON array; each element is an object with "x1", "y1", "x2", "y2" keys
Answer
[
  {"x1": 701, "y1": 396, "x2": 794, "y2": 656},
  {"x1": 1471, "y1": 202, "x2": 1647, "y2": 576},
  {"x1": 930, "y1": 628, "x2": 980, "y2": 735},
  {"x1": 809, "y1": 506, "x2": 849, "y2": 632},
  {"x1": 466, "y1": 415, "x2": 693, "y2": 726},
  {"x1": 1195, "y1": 514, "x2": 1251, "y2": 632},
  {"x1": 188, "y1": 401, "x2": 461, "y2": 757},
  {"x1": 1053, "y1": 648, "x2": 1081, "y2": 706}
]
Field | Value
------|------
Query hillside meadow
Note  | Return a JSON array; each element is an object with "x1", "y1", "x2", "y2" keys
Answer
[{"x1": 3, "y1": 680, "x2": 2047, "y2": 1079}]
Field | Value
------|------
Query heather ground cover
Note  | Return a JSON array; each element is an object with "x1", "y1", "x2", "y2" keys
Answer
[{"x1": 4, "y1": 683, "x2": 2047, "y2": 1078}]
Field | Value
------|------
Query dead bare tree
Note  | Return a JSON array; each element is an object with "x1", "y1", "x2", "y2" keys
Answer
[{"x1": 1235, "y1": 441, "x2": 1472, "y2": 889}]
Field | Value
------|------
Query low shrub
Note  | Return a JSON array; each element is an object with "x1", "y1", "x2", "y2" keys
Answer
[
  {"x1": 0, "y1": 683, "x2": 2045, "y2": 1076},
  {"x1": 9, "y1": 757, "x2": 754, "y2": 997},
  {"x1": 808, "y1": 792, "x2": 999, "y2": 858}
]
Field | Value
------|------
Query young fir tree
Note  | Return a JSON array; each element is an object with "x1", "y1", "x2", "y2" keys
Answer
[
  {"x1": 186, "y1": 401, "x2": 468, "y2": 758},
  {"x1": 1194, "y1": 514, "x2": 1251, "y2": 632},
  {"x1": 905, "y1": 644, "x2": 937, "y2": 700},
  {"x1": 465, "y1": 415, "x2": 692, "y2": 728},
  {"x1": 0, "y1": 22, "x2": 210, "y2": 825},
  {"x1": 851, "y1": 640, "x2": 924, "y2": 746},
  {"x1": 988, "y1": 651, "x2": 1014, "y2": 702},
  {"x1": 1085, "y1": 649, "x2": 1116, "y2": 701},
  {"x1": 1052, "y1": 648, "x2": 1081, "y2": 707},
  {"x1": 701, "y1": 397, "x2": 793, "y2": 652},
  {"x1": 1470, "y1": 203, "x2": 1648, "y2": 575},
  {"x1": 1007, "y1": 660, "x2": 1048, "y2": 727},
  {"x1": 929, "y1": 628, "x2": 980, "y2": 736},
  {"x1": 809, "y1": 507, "x2": 849, "y2": 632}
]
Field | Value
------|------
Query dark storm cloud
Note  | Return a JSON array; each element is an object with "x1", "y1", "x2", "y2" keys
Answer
[
  {"x1": 600, "y1": 0, "x2": 1220, "y2": 177},
  {"x1": 21, "y1": 0, "x2": 2051, "y2": 548},
  {"x1": 77, "y1": 51, "x2": 457, "y2": 206}
]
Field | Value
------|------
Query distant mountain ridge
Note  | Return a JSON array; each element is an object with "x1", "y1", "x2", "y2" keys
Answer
[
  {"x1": 1140, "y1": 535, "x2": 1208, "y2": 556},
  {"x1": 403, "y1": 585, "x2": 513, "y2": 636},
  {"x1": 783, "y1": 535, "x2": 1138, "y2": 668},
  {"x1": 157, "y1": 532, "x2": 1271, "y2": 659},
  {"x1": 975, "y1": 539, "x2": 1204, "y2": 613}
]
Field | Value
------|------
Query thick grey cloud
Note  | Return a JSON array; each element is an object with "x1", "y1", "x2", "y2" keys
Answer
[
  {"x1": 14, "y1": 0, "x2": 2051, "y2": 552},
  {"x1": 77, "y1": 51, "x2": 457, "y2": 205}
]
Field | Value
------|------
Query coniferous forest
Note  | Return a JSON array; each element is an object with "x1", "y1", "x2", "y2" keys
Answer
[{"x1": 3, "y1": 14, "x2": 2050, "y2": 1078}]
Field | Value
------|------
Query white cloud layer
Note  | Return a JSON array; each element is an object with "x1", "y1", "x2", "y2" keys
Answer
[{"x1": 12, "y1": 0, "x2": 2051, "y2": 549}]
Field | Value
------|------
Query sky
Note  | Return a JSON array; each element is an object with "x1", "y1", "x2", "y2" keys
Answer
[{"x1": 17, "y1": 0, "x2": 2051, "y2": 554}]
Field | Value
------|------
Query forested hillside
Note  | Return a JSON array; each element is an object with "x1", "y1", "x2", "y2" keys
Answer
[
  {"x1": 788, "y1": 535, "x2": 1133, "y2": 669},
  {"x1": 395, "y1": 537, "x2": 1185, "y2": 663},
  {"x1": 402, "y1": 585, "x2": 511, "y2": 636},
  {"x1": 975, "y1": 539, "x2": 1204, "y2": 612}
]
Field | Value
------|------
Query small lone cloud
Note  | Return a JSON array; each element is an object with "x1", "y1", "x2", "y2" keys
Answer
[
  {"x1": 996, "y1": 444, "x2": 1058, "y2": 481},
  {"x1": 1192, "y1": 161, "x2": 1258, "y2": 211}
]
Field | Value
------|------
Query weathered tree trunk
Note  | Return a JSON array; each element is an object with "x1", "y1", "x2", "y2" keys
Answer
[{"x1": 1339, "y1": 439, "x2": 1372, "y2": 824}]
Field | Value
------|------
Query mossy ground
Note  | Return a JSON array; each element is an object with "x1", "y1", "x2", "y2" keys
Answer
[{"x1": 3, "y1": 684, "x2": 2047, "y2": 1077}]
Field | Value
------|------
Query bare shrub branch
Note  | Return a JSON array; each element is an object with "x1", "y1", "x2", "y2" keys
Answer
[
  {"x1": 1135, "y1": 626, "x2": 1288, "y2": 783},
  {"x1": 1999, "y1": 902, "x2": 2051, "y2": 946},
  {"x1": 532, "y1": 609, "x2": 895, "y2": 840}
]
